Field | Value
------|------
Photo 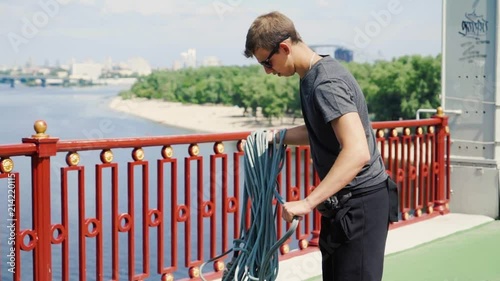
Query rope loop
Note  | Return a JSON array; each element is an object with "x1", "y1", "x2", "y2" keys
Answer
[{"x1": 201, "y1": 129, "x2": 298, "y2": 281}]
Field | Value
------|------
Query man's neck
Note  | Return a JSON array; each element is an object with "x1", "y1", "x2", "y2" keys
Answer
[{"x1": 293, "y1": 43, "x2": 321, "y2": 78}]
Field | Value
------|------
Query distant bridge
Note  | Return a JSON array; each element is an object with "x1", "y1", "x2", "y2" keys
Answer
[
  {"x1": 0, "y1": 75, "x2": 74, "y2": 88},
  {"x1": 309, "y1": 44, "x2": 349, "y2": 49}
]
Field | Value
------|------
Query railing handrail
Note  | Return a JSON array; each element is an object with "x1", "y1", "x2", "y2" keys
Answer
[
  {"x1": 0, "y1": 118, "x2": 444, "y2": 155},
  {"x1": 0, "y1": 143, "x2": 37, "y2": 157},
  {"x1": 372, "y1": 117, "x2": 442, "y2": 129},
  {"x1": 55, "y1": 131, "x2": 251, "y2": 152}
]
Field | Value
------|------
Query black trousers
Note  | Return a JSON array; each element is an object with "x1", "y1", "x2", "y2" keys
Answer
[{"x1": 319, "y1": 182, "x2": 390, "y2": 281}]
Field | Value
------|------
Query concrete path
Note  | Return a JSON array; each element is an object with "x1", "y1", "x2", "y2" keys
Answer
[{"x1": 276, "y1": 213, "x2": 495, "y2": 281}]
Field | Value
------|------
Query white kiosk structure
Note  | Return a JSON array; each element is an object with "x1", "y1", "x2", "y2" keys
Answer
[{"x1": 442, "y1": 0, "x2": 499, "y2": 218}]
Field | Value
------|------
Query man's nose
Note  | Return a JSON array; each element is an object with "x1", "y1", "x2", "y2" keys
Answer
[{"x1": 264, "y1": 66, "x2": 274, "y2": 74}]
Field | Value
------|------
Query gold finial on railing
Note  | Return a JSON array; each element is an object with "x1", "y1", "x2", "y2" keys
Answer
[
  {"x1": 188, "y1": 144, "x2": 200, "y2": 157},
  {"x1": 436, "y1": 106, "x2": 444, "y2": 117},
  {"x1": 100, "y1": 149, "x2": 114, "y2": 163},
  {"x1": 161, "y1": 145, "x2": 173, "y2": 159},
  {"x1": 377, "y1": 130, "x2": 385, "y2": 138},
  {"x1": 299, "y1": 239, "x2": 309, "y2": 250},
  {"x1": 0, "y1": 158, "x2": 14, "y2": 173},
  {"x1": 66, "y1": 152, "x2": 80, "y2": 166},
  {"x1": 132, "y1": 148, "x2": 145, "y2": 161},
  {"x1": 237, "y1": 140, "x2": 245, "y2": 152},
  {"x1": 32, "y1": 120, "x2": 49, "y2": 138},
  {"x1": 415, "y1": 209, "x2": 422, "y2": 217},
  {"x1": 280, "y1": 244, "x2": 290, "y2": 255},
  {"x1": 403, "y1": 212, "x2": 409, "y2": 220},
  {"x1": 161, "y1": 273, "x2": 174, "y2": 281},
  {"x1": 391, "y1": 129, "x2": 398, "y2": 137},
  {"x1": 214, "y1": 260, "x2": 225, "y2": 272},
  {"x1": 188, "y1": 266, "x2": 200, "y2": 278},
  {"x1": 213, "y1": 142, "x2": 224, "y2": 154}
]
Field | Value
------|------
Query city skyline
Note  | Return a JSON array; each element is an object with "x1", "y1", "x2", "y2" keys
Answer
[
  {"x1": 2, "y1": 50, "x2": 218, "y2": 70},
  {"x1": 1, "y1": 0, "x2": 443, "y2": 68}
]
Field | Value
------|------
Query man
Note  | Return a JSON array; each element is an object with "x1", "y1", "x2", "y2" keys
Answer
[{"x1": 243, "y1": 11, "x2": 398, "y2": 281}]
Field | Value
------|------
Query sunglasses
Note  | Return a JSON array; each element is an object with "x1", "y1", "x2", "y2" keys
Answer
[
  {"x1": 259, "y1": 36, "x2": 289, "y2": 69},
  {"x1": 259, "y1": 44, "x2": 280, "y2": 69}
]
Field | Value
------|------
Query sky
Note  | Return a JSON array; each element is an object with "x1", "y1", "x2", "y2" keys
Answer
[{"x1": 0, "y1": 0, "x2": 443, "y2": 68}]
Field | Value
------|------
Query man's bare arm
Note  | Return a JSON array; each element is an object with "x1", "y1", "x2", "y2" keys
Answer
[
  {"x1": 280, "y1": 124, "x2": 309, "y2": 145},
  {"x1": 305, "y1": 112, "x2": 370, "y2": 207}
]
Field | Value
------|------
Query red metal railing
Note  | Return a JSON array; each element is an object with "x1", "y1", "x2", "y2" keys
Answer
[{"x1": 0, "y1": 110, "x2": 450, "y2": 281}]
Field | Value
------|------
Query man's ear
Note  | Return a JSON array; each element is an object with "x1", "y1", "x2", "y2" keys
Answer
[{"x1": 280, "y1": 42, "x2": 291, "y2": 55}]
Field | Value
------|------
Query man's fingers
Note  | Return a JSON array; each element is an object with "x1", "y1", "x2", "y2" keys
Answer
[{"x1": 281, "y1": 207, "x2": 292, "y2": 222}]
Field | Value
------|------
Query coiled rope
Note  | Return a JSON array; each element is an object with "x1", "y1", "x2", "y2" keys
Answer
[{"x1": 200, "y1": 129, "x2": 299, "y2": 281}]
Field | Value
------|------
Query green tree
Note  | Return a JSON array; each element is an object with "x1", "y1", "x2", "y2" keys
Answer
[{"x1": 119, "y1": 54, "x2": 442, "y2": 122}]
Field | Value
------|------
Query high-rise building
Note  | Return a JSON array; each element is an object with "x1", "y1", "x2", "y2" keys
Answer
[
  {"x1": 310, "y1": 45, "x2": 354, "y2": 63},
  {"x1": 334, "y1": 48, "x2": 354, "y2": 63},
  {"x1": 70, "y1": 62, "x2": 103, "y2": 81},
  {"x1": 172, "y1": 60, "x2": 183, "y2": 71},
  {"x1": 127, "y1": 57, "x2": 152, "y2": 76},
  {"x1": 202, "y1": 56, "x2": 221, "y2": 67},
  {"x1": 180, "y1": 48, "x2": 197, "y2": 68}
]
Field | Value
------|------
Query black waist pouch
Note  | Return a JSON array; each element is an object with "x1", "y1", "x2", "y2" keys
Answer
[{"x1": 387, "y1": 177, "x2": 399, "y2": 222}]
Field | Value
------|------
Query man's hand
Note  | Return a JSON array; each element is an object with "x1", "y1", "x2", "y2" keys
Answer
[
  {"x1": 241, "y1": 129, "x2": 278, "y2": 150},
  {"x1": 266, "y1": 129, "x2": 276, "y2": 143},
  {"x1": 281, "y1": 198, "x2": 314, "y2": 223}
]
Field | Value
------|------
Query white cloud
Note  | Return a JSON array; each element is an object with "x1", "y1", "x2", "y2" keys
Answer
[
  {"x1": 79, "y1": 0, "x2": 96, "y2": 5},
  {"x1": 0, "y1": 0, "x2": 443, "y2": 67},
  {"x1": 56, "y1": 0, "x2": 95, "y2": 5},
  {"x1": 0, "y1": 4, "x2": 29, "y2": 34},
  {"x1": 316, "y1": 0, "x2": 329, "y2": 7},
  {"x1": 102, "y1": 0, "x2": 168, "y2": 15},
  {"x1": 42, "y1": 27, "x2": 112, "y2": 38},
  {"x1": 100, "y1": 0, "x2": 209, "y2": 16},
  {"x1": 97, "y1": 0, "x2": 216, "y2": 16}
]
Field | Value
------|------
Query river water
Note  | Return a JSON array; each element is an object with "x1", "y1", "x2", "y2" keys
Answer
[{"x1": 0, "y1": 84, "x2": 239, "y2": 280}]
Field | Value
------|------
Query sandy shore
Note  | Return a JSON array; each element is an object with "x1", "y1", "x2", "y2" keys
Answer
[{"x1": 109, "y1": 97, "x2": 304, "y2": 133}]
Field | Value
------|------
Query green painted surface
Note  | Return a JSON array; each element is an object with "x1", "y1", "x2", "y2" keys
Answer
[{"x1": 306, "y1": 221, "x2": 500, "y2": 281}]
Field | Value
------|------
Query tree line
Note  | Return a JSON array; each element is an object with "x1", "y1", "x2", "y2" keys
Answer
[{"x1": 119, "y1": 54, "x2": 441, "y2": 121}]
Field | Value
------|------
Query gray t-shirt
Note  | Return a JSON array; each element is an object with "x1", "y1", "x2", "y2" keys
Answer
[{"x1": 300, "y1": 55, "x2": 387, "y2": 191}]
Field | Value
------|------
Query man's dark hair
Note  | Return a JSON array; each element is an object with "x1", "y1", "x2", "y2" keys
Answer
[{"x1": 244, "y1": 11, "x2": 302, "y2": 58}]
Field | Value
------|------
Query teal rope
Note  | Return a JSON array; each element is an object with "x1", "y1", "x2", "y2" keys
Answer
[{"x1": 200, "y1": 129, "x2": 299, "y2": 281}]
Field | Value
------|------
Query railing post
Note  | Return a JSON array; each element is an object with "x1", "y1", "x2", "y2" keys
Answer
[
  {"x1": 22, "y1": 120, "x2": 59, "y2": 281},
  {"x1": 432, "y1": 107, "x2": 449, "y2": 215}
]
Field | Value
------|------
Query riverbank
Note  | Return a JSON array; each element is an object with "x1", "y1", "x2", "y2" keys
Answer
[{"x1": 109, "y1": 97, "x2": 303, "y2": 133}]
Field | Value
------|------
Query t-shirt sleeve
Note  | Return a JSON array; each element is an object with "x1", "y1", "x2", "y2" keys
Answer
[{"x1": 313, "y1": 79, "x2": 357, "y2": 124}]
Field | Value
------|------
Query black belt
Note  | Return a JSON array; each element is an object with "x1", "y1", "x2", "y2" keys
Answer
[
  {"x1": 322, "y1": 189, "x2": 352, "y2": 211},
  {"x1": 318, "y1": 179, "x2": 388, "y2": 217}
]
